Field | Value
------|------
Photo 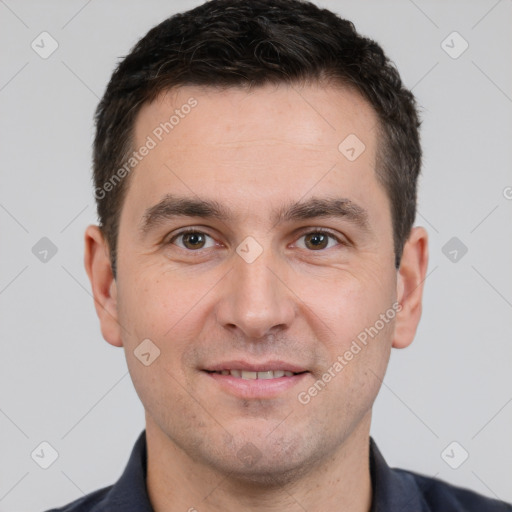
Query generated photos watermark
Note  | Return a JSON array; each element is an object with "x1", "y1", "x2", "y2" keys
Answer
[
  {"x1": 298, "y1": 301, "x2": 402, "y2": 405},
  {"x1": 94, "y1": 97, "x2": 198, "y2": 200}
]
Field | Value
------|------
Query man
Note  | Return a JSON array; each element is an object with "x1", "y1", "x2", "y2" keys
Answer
[{"x1": 45, "y1": 0, "x2": 511, "y2": 510}]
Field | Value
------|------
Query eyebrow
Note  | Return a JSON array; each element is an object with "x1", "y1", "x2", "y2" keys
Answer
[{"x1": 139, "y1": 194, "x2": 371, "y2": 235}]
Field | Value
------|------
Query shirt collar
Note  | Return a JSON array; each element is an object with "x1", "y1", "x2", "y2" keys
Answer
[
  {"x1": 369, "y1": 437, "x2": 427, "y2": 511},
  {"x1": 106, "y1": 430, "x2": 427, "y2": 511},
  {"x1": 106, "y1": 430, "x2": 153, "y2": 511}
]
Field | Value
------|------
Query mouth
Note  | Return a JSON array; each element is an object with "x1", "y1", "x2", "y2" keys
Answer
[
  {"x1": 206, "y1": 369, "x2": 305, "y2": 379},
  {"x1": 202, "y1": 361, "x2": 309, "y2": 399}
]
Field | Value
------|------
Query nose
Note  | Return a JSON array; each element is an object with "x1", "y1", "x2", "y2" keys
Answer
[{"x1": 214, "y1": 245, "x2": 296, "y2": 340}]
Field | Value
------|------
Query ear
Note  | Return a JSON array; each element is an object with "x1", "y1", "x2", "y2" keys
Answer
[
  {"x1": 84, "y1": 225, "x2": 123, "y2": 347},
  {"x1": 392, "y1": 226, "x2": 429, "y2": 349}
]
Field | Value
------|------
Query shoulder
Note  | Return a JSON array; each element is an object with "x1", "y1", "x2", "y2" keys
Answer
[
  {"x1": 42, "y1": 485, "x2": 112, "y2": 512},
  {"x1": 395, "y1": 468, "x2": 512, "y2": 512}
]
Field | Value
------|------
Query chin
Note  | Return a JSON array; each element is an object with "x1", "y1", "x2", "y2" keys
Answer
[
  {"x1": 207, "y1": 432, "x2": 322, "y2": 488},
  {"x1": 220, "y1": 457, "x2": 315, "y2": 489}
]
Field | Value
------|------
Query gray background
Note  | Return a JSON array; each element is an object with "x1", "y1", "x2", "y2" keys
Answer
[{"x1": 1, "y1": 0, "x2": 511, "y2": 510}]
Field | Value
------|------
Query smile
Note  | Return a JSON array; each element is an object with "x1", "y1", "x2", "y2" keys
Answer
[
  {"x1": 203, "y1": 363, "x2": 309, "y2": 399},
  {"x1": 211, "y1": 369, "x2": 299, "y2": 379}
]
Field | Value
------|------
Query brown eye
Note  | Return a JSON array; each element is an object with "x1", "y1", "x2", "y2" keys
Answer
[
  {"x1": 171, "y1": 231, "x2": 214, "y2": 250},
  {"x1": 304, "y1": 232, "x2": 329, "y2": 250},
  {"x1": 182, "y1": 232, "x2": 206, "y2": 249},
  {"x1": 296, "y1": 230, "x2": 342, "y2": 251}
]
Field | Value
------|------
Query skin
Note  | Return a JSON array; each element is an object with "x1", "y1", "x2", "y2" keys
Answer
[{"x1": 85, "y1": 82, "x2": 428, "y2": 512}]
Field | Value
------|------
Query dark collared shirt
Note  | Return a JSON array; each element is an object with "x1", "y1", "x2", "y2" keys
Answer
[{"x1": 44, "y1": 430, "x2": 511, "y2": 511}]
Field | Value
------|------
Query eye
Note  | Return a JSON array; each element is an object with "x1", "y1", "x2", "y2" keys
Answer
[
  {"x1": 167, "y1": 228, "x2": 345, "y2": 253},
  {"x1": 295, "y1": 229, "x2": 344, "y2": 251},
  {"x1": 169, "y1": 229, "x2": 216, "y2": 250}
]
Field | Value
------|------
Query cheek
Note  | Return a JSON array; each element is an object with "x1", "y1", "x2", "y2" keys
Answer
[
  {"x1": 116, "y1": 266, "x2": 217, "y2": 399},
  {"x1": 304, "y1": 264, "x2": 396, "y2": 346},
  {"x1": 117, "y1": 272, "x2": 201, "y2": 414},
  {"x1": 298, "y1": 263, "x2": 396, "y2": 403},
  {"x1": 117, "y1": 266, "x2": 213, "y2": 342},
  {"x1": 300, "y1": 275, "x2": 395, "y2": 420}
]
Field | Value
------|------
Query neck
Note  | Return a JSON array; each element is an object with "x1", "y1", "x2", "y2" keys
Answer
[{"x1": 146, "y1": 413, "x2": 373, "y2": 512}]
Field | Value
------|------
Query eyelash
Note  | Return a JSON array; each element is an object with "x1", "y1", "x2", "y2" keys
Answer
[{"x1": 167, "y1": 227, "x2": 347, "y2": 252}]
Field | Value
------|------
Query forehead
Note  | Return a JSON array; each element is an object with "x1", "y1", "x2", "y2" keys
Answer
[
  {"x1": 134, "y1": 82, "x2": 378, "y2": 157},
  {"x1": 123, "y1": 82, "x2": 387, "y2": 232}
]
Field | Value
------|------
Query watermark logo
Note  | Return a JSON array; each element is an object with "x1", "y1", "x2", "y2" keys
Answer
[
  {"x1": 441, "y1": 441, "x2": 469, "y2": 469},
  {"x1": 134, "y1": 338, "x2": 161, "y2": 366},
  {"x1": 442, "y1": 236, "x2": 468, "y2": 263},
  {"x1": 236, "y1": 442, "x2": 263, "y2": 467},
  {"x1": 31, "y1": 31, "x2": 59, "y2": 59},
  {"x1": 32, "y1": 237, "x2": 58, "y2": 263},
  {"x1": 441, "y1": 31, "x2": 469, "y2": 60},
  {"x1": 338, "y1": 134, "x2": 366, "y2": 162},
  {"x1": 31, "y1": 441, "x2": 59, "y2": 469},
  {"x1": 236, "y1": 236, "x2": 263, "y2": 264}
]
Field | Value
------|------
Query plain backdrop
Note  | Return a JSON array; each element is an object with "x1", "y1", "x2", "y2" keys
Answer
[{"x1": 1, "y1": 0, "x2": 511, "y2": 510}]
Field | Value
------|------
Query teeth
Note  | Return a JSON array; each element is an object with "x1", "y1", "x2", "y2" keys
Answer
[{"x1": 217, "y1": 370, "x2": 297, "y2": 379}]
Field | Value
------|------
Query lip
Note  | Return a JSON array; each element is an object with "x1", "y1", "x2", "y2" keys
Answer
[
  {"x1": 204, "y1": 371, "x2": 308, "y2": 399},
  {"x1": 204, "y1": 360, "x2": 308, "y2": 373},
  {"x1": 202, "y1": 360, "x2": 309, "y2": 399}
]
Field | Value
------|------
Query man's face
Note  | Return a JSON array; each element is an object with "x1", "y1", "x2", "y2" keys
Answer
[{"x1": 112, "y1": 83, "x2": 400, "y2": 479}]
